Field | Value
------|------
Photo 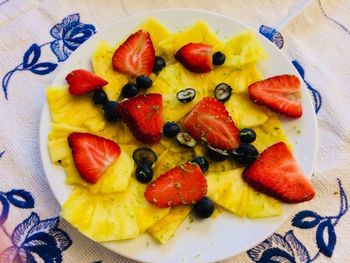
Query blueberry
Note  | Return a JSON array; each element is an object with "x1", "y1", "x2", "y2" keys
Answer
[
  {"x1": 153, "y1": 56, "x2": 166, "y2": 73},
  {"x1": 133, "y1": 147, "x2": 157, "y2": 166},
  {"x1": 136, "y1": 75, "x2": 153, "y2": 89},
  {"x1": 103, "y1": 101, "x2": 119, "y2": 122},
  {"x1": 177, "y1": 88, "x2": 196, "y2": 103},
  {"x1": 207, "y1": 146, "x2": 229, "y2": 162},
  {"x1": 176, "y1": 132, "x2": 197, "y2": 148},
  {"x1": 239, "y1": 128, "x2": 256, "y2": 143},
  {"x1": 232, "y1": 143, "x2": 259, "y2": 164},
  {"x1": 122, "y1": 83, "x2": 138, "y2": 98},
  {"x1": 214, "y1": 83, "x2": 232, "y2": 102},
  {"x1": 135, "y1": 164, "x2": 153, "y2": 183},
  {"x1": 191, "y1": 156, "x2": 209, "y2": 173},
  {"x1": 163, "y1": 122, "x2": 180, "y2": 138},
  {"x1": 92, "y1": 89, "x2": 108, "y2": 105},
  {"x1": 194, "y1": 197, "x2": 215, "y2": 218},
  {"x1": 212, "y1": 51, "x2": 226, "y2": 66}
]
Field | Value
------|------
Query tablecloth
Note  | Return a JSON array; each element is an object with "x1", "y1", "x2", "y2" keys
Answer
[{"x1": 1, "y1": 0, "x2": 349, "y2": 262}]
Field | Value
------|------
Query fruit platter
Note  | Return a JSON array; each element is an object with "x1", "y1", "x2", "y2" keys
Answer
[{"x1": 40, "y1": 10, "x2": 318, "y2": 263}]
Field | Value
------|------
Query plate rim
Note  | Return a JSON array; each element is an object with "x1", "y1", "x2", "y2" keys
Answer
[{"x1": 39, "y1": 8, "x2": 318, "y2": 263}]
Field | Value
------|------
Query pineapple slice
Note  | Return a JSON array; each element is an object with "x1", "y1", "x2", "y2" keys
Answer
[
  {"x1": 47, "y1": 87, "x2": 105, "y2": 132},
  {"x1": 62, "y1": 178, "x2": 169, "y2": 242},
  {"x1": 147, "y1": 63, "x2": 209, "y2": 122},
  {"x1": 91, "y1": 41, "x2": 128, "y2": 100},
  {"x1": 221, "y1": 31, "x2": 268, "y2": 68},
  {"x1": 253, "y1": 112, "x2": 290, "y2": 152},
  {"x1": 135, "y1": 18, "x2": 172, "y2": 55},
  {"x1": 208, "y1": 64, "x2": 262, "y2": 94},
  {"x1": 206, "y1": 168, "x2": 282, "y2": 218},
  {"x1": 158, "y1": 21, "x2": 222, "y2": 61},
  {"x1": 225, "y1": 93, "x2": 269, "y2": 129},
  {"x1": 148, "y1": 205, "x2": 192, "y2": 244}
]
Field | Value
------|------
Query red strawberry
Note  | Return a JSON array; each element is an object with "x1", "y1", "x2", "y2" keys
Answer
[
  {"x1": 174, "y1": 43, "x2": 213, "y2": 73},
  {"x1": 144, "y1": 162, "x2": 207, "y2": 208},
  {"x1": 243, "y1": 142, "x2": 315, "y2": 203},
  {"x1": 248, "y1": 75, "x2": 302, "y2": 118},
  {"x1": 112, "y1": 30, "x2": 155, "y2": 77},
  {"x1": 68, "y1": 133, "x2": 121, "y2": 184},
  {"x1": 118, "y1": 94, "x2": 163, "y2": 144},
  {"x1": 183, "y1": 97, "x2": 239, "y2": 151},
  {"x1": 66, "y1": 69, "x2": 108, "y2": 96}
]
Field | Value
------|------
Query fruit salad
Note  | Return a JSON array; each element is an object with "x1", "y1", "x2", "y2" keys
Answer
[{"x1": 46, "y1": 18, "x2": 315, "y2": 245}]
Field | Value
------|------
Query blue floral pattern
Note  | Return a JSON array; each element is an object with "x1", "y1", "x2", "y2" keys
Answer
[
  {"x1": 1, "y1": 13, "x2": 96, "y2": 100},
  {"x1": 248, "y1": 179, "x2": 348, "y2": 262},
  {"x1": 259, "y1": 25, "x2": 284, "y2": 49}
]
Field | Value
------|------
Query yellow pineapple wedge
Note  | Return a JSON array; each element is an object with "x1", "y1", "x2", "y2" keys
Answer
[
  {"x1": 158, "y1": 21, "x2": 222, "y2": 61},
  {"x1": 221, "y1": 31, "x2": 268, "y2": 67},
  {"x1": 62, "y1": 177, "x2": 169, "y2": 242},
  {"x1": 135, "y1": 18, "x2": 172, "y2": 55},
  {"x1": 147, "y1": 63, "x2": 209, "y2": 122},
  {"x1": 253, "y1": 112, "x2": 291, "y2": 152},
  {"x1": 208, "y1": 64, "x2": 262, "y2": 94},
  {"x1": 206, "y1": 168, "x2": 282, "y2": 218},
  {"x1": 225, "y1": 93, "x2": 269, "y2": 129},
  {"x1": 91, "y1": 41, "x2": 128, "y2": 100},
  {"x1": 47, "y1": 87, "x2": 105, "y2": 132},
  {"x1": 148, "y1": 205, "x2": 192, "y2": 244}
]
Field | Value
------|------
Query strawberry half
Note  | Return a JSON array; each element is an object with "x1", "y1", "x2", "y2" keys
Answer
[
  {"x1": 68, "y1": 132, "x2": 121, "y2": 184},
  {"x1": 118, "y1": 94, "x2": 163, "y2": 144},
  {"x1": 243, "y1": 142, "x2": 315, "y2": 203},
  {"x1": 183, "y1": 97, "x2": 239, "y2": 151},
  {"x1": 248, "y1": 74, "x2": 302, "y2": 118},
  {"x1": 144, "y1": 162, "x2": 207, "y2": 208},
  {"x1": 174, "y1": 43, "x2": 213, "y2": 73},
  {"x1": 66, "y1": 69, "x2": 108, "y2": 96},
  {"x1": 112, "y1": 30, "x2": 155, "y2": 77}
]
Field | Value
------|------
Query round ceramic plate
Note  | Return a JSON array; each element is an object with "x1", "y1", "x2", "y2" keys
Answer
[{"x1": 40, "y1": 9, "x2": 317, "y2": 263}]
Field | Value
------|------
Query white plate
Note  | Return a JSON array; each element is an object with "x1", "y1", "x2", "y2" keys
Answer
[{"x1": 39, "y1": 9, "x2": 317, "y2": 263}]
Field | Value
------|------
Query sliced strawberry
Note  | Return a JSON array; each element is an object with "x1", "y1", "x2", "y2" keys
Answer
[
  {"x1": 68, "y1": 133, "x2": 121, "y2": 184},
  {"x1": 243, "y1": 142, "x2": 315, "y2": 203},
  {"x1": 112, "y1": 30, "x2": 155, "y2": 77},
  {"x1": 183, "y1": 97, "x2": 239, "y2": 151},
  {"x1": 145, "y1": 162, "x2": 207, "y2": 208},
  {"x1": 248, "y1": 75, "x2": 302, "y2": 118},
  {"x1": 174, "y1": 43, "x2": 213, "y2": 73},
  {"x1": 118, "y1": 94, "x2": 163, "y2": 144},
  {"x1": 66, "y1": 69, "x2": 108, "y2": 96}
]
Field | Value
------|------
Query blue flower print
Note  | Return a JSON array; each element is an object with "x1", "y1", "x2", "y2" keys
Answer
[
  {"x1": 50, "y1": 13, "x2": 96, "y2": 62},
  {"x1": 0, "y1": 212, "x2": 72, "y2": 263}
]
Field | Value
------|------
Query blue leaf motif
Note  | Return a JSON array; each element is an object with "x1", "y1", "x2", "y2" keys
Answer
[
  {"x1": 12, "y1": 212, "x2": 40, "y2": 247},
  {"x1": 316, "y1": 219, "x2": 336, "y2": 257},
  {"x1": 22, "y1": 232, "x2": 60, "y2": 258},
  {"x1": 29, "y1": 62, "x2": 57, "y2": 75},
  {"x1": 51, "y1": 228, "x2": 73, "y2": 251},
  {"x1": 292, "y1": 60, "x2": 305, "y2": 78},
  {"x1": 292, "y1": 210, "x2": 321, "y2": 229},
  {"x1": 28, "y1": 217, "x2": 59, "y2": 237},
  {"x1": 5, "y1": 189, "x2": 35, "y2": 209},
  {"x1": 284, "y1": 230, "x2": 310, "y2": 263},
  {"x1": 258, "y1": 248, "x2": 296, "y2": 263},
  {"x1": 259, "y1": 25, "x2": 284, "y2": 49},
  {"x1": 23, "y1": 44, "x2": 41, "y2": 69},
  {"x1": 0, "y1": 193, "x2": 10, "y2": 225}
]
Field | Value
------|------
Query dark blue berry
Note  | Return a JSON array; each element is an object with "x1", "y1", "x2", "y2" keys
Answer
[
  {"x1": 122, "y1": 83, "x2": 138, "y2": 98},
  {"x1": 136, "y1": 75, "x2": 153, "y2": 89},
  {"x1": 214, "y1": 83, "x2": 232, "y2": 102},
  {"x1": 177, "y1": 88, "x2": 196, "y2": 103},
  {"x1": 212, "y1": 51, "x2": 226, "y2": 66},
  {"x1": 153, "y1": 56, "x2": 166, "y2": 73},
  {"x1": 232, "y1": 143, "x2": 259, "y2": 164},
  {"x1": 135, "y1": 164, "x2": 153, "y2": 183},
  {"x1": 103, "y1": 101, "x2": 119, "y2": 122},
  {"x1": 191, "y1": 156, "x2": 209, "y2": 173},
  {"x1": 239, "y1": 128, "x2": 256, "y2": 143},
  {"x1": 207, "y1": 146, "x2": 229, "y2": 162},
  {"x1": 163, "y1": 122, "x2": 180, "y2": 138},
  {"x1": 92, "y1": 89, "x2": 108, "y2": 105},
  {"x1": 194, "y1": 197, "x2": 215, "y2": 218},
  {"x1": 133, "y1": 147, "x2": 157, "y2": 166}
]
